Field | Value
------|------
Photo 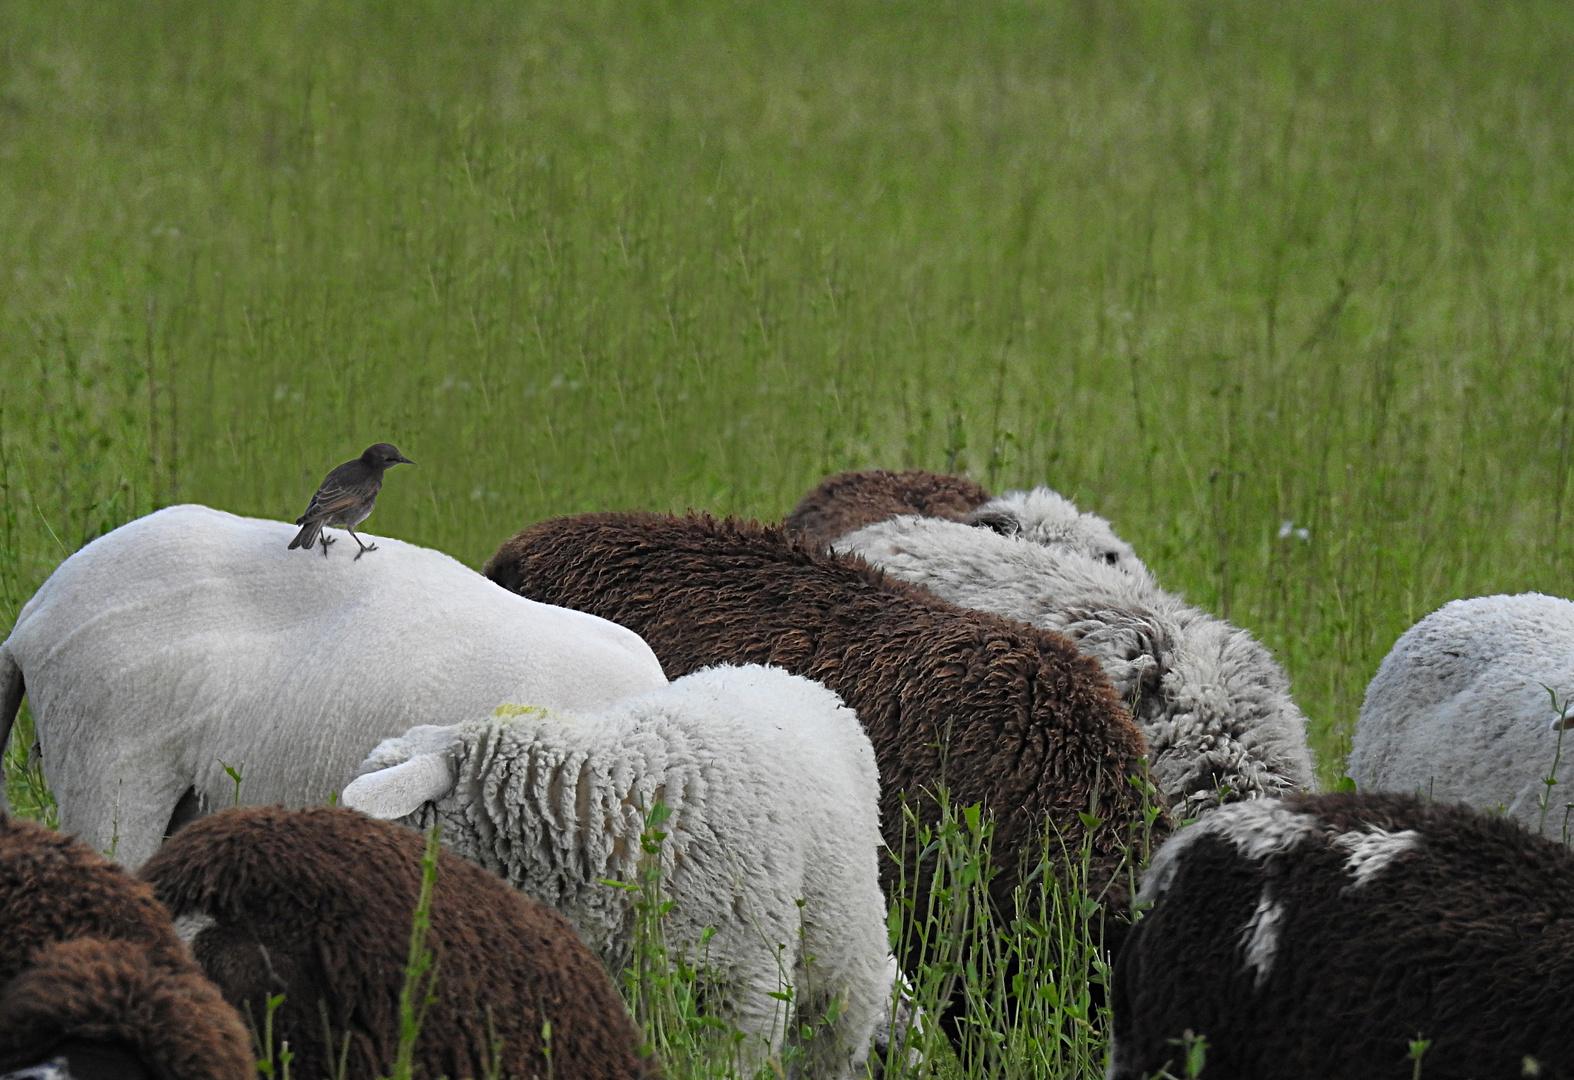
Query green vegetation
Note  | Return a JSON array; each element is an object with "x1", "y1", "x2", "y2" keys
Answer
[{"x1": 3, "y1": 2, "x2": 1573, "y2": 1073}]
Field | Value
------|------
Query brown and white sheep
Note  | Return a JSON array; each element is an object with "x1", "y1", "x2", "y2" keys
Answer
[
  {"x1": 0, "y1": 813, "x2": 252, "y2": 1080},
  {"x1": 783, "y1": 469, "x2": 992, "y2": 550},
  {"x1": 140, "y1": 806, "x2": 653, "y2": 1080},
  {"x1": 482, "y1": 512, "x2": 1167, "y2": 917},
  {"x1": 1111, "y1": 792, "x2": 1574, "y2": 1080}
]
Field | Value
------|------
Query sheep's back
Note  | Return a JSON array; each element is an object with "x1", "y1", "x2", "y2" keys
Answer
[
  {"x1": 485, "y1": 512, "x2": 1163, "y2": 908},
  {"x1": 1351, "y1": 593, "x2": 1574, "y2": 828},
  {"x1": 1113, "y1": 793, "x2": 1574, "y2": 1079},
  {"x1": 141, "y1": 806, "x2": 652, "y2": 1080}
]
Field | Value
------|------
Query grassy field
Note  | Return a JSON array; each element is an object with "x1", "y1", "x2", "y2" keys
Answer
[{"x1": 3, "y1": 0, "x2": 1574, "y2": 1073}]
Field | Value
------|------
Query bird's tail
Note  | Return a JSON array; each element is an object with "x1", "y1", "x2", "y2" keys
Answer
[{"x1": 288, "y1": 519, "x2": 320, "y2": 551}]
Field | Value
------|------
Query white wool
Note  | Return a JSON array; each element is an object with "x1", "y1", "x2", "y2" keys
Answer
[
  {"x1": 1139, "y1": 800, "x2": 1318, "y2": 903},
  {"x1": 0, "y1": 504, "x2": 667, "y2": 868},
  {"x1": 836, "y1": 514, "x2": 1317, "y2": 815},
  {"x1": 967, "y1": 486, "x2": 1146, "y2": 575},
  {"x1": 1330, "y1": 826, "x2": 1421, "y2": 887},
  {"x1": 1238, "y1": 888, "x2": 1283, "y2": 988},
  {"x1": 346, "y1": 664, "x2": 891, "y2": 1080},
  {"x1": 1351, "y1": 592, "x2": 1574, "y2": 840}
]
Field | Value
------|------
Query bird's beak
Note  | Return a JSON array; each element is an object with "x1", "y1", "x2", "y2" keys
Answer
[{"x1": 397, "y1": 455, "x2": 416, "y2": 465}]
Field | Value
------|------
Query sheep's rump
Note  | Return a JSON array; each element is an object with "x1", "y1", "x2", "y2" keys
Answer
[
  {"x1": 1351, "y1": 592, "x2": 1574, "y2": 835},
  {"x1": 0, "y1": 813, "x2": 252, "y2": 1080},
  {"x1": 1112, "y1": 793, "x2": 1574, "y2": 1080},
  {"x1": 783, "y1": 469, "x2": 991, "y2": 550},
  {"x1": 141, "y1": 806, "x2": 652, "y2": 1080},
  {"x1": 484, "y1": 512, "x2": 1164, "y2": 911}
]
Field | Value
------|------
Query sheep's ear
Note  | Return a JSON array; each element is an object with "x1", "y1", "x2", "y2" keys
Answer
[{"x1": 342, "y1": 754, "x2": 456, "y2": 819}]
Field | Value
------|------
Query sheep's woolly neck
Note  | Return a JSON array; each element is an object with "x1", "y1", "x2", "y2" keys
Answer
[{"x1": 836, "y1": 515, "x2": 1315, "y2": 814}]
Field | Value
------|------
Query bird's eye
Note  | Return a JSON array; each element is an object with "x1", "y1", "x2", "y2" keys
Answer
[{"x1": 1103, "y1": 552, "x2": 1120, "y2": 565}]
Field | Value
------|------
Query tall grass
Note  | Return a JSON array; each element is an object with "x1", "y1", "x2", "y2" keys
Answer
[
  {"x1": 5, "y1": 2, "x2": 1574, "y2": 784},
  {"x1": 617, "y1": 794, "x2": 1139, "y2": 1080}
]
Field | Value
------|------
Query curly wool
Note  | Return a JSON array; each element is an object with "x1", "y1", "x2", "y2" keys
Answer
[
  {"x1": 1350, "y1": 592, "x2": 1574, "y2": 836},
  {"x1": 1111, "y1": 793, "x2": 1574, "y2": 1080},
  {"x1": 834, "y1": 515, "x2": 1315, "y2": 815},
  {"x1": 965, "y1": 486, "x2": 1146, "y2": 575},
  {"x1": 481, "y1": 512, "x2": 1164, "y2": 915},
  {"x1": 141, "y1": 806, "x2": 652, "y2": 1080},
  {"x1": 0, "y1": 814, "x2": 251, "y2": 1080},
  {"x1": 347, "y1": 665, "x2": 890, "y2": 1080}
]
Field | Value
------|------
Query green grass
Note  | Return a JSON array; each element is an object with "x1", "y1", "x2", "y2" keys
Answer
[
  {"x1": 3, "y1": 2, "x2": 1574, "y2": 1071},
  {"x1": 6, "y1": 1, "x2": 1574, "y2": 784}
]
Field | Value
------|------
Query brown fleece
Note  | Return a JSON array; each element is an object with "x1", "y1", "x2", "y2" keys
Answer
[
  {"x1": 1112, "y1": 793, "x2": 1574, "y2": 1080},
  {"x1": 782, "y1": 469, "x2": 992, "y2": 549},
  {"x1": 483, "y1": 512, "x2": 1165, "y2": 915},
  {"x1": 140, "y1": 806, "x2": 654, "y2": 1080},
  {"x1": 0, "y1": 814, "x2": 251, "y2": 1080}
]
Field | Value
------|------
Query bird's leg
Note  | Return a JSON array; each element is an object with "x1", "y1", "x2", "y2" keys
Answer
[
  {"x1": 320, "y1": 532, "x2": 336, "y2": 556},
  {"x1": 348, "y1": 527, "x2": 378, "y2": 560}
]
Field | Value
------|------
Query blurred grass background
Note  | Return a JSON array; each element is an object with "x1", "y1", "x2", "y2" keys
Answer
[{"x1": 4, "y1": 0, "x2": 1574, "y2": 787}]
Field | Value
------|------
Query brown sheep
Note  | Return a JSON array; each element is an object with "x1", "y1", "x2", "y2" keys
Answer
[
  {"x1": 140, "y1": 806, "x2": 653, "y2": 1080},
  {"x1": 0, "y1": 813, "x2": 252, "y2": 1080},
  {"x1": 783, "y1": 469, "x2": 991, "y2": 550},
  {"x1": 482, "y1": 512, "x2": 1166, "y2": 918}
]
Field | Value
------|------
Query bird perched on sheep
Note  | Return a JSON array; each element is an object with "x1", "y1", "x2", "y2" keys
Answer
[
  {"x1": 783, "y1": 469, "x2": 991, "y2": 550},
  {"x1": 344, "y1": 664, "x2": 893, "y2": 1080},
  {"x1": 140, "y1": 806, "x2": 653, "y2": 1080},
  {"x1": 481, "y1": 512, "x2": 1165, "y2": 917},
  {"x1": 833, "y1": 514, "x2": 1316, "y2": 816},
  {"x1": 0, "y1": 812, "x2": 252, "y2": 1080},
  {"x1": 1110, "y1": 792, "x2": 1574, "y2": 1079},
  {"x1": 1350, "y1": 592, "x2": 1574, "y2": 839},
  {"x1": 0, "y1": 504, "x2": 667, "y2": 868}
]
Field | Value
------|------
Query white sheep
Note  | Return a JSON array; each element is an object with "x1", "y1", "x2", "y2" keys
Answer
[
  {"x1": 833, "y1": 514, "x2": 1316, "y2": 815},
  {"x1": 342, "y1": 663, "x2": 893, "y2": 1080},
  {"x1": 1349, "y1": 592, "x2": 1574, "y2": 839},
  {"x1": 0, "y1": 504, "x2": 668, "y2": 868},
  {"x1": 965, "y1": 486, "x2": 1146, "y2": 575}
]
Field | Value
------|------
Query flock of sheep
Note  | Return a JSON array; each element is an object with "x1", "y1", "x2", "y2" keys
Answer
[{"x1": 1, "y1": 467, "x2": 1572, "y2": 1080}]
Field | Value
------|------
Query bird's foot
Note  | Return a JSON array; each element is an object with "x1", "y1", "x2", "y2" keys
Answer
[
  {"x1": 320, "y1": 534, "x2": 336, "y2": 556},
  {"x1": 354, "y1": 542, "x2": 378, "y2": 561}
]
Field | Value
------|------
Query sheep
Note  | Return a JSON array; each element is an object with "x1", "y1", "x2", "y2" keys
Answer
[
  {"x1": 0, "y1": 812, "x2": 252, "y2": 1080},
  {"x1": 783, "y1": 469, "x2": 991, "y2": 550},
  {"x1": 480, "y1": 512, "x2": 1165, "y2": 918},
  {"x1": 1349, "y1": 592, "x2": 1574, "y2": 839},
  {"x1": 0, "y1": 503, "x2": 668, "y2": 868},
  {"x1": 1110, "y1": 792, "x2": 1574, "y2": 1080},
  {"x1": 784, "y1": 470, "x2": 1146, "y2": 574},
  {"x1": 964, "y1": 486, "x2": 1146, "y2": 576},
  {"x1": 342, "y1": 664, "x2": 892, "y2": 1080},
  {"x1": 139, "y1": 806, "x2": 653, "y2": 1080},
  {"x1": 833, "y1": 514, "x2": 1316, "y2": 816}
]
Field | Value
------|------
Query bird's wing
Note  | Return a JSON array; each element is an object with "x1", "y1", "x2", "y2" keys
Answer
[{"x1": 296, "y1": 463, "x2": 378, "y2": 524}]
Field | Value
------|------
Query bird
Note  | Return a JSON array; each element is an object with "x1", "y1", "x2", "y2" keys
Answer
[{"x1": 288, "y1": 443, "x2": 414, "y2": 559}]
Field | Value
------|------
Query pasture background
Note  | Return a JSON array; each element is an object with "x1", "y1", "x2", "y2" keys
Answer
[{"x1": 5, "y1": 0, "x2": 1574, "y2": 790}]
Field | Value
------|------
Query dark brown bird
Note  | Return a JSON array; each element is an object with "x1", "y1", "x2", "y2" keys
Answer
[{"x1": 288, "y1": 443, "x2": 414, "y2": 559}]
